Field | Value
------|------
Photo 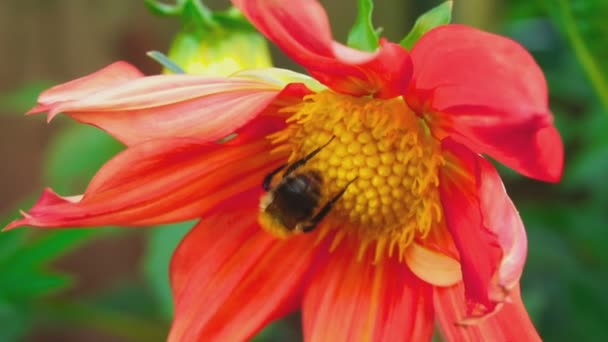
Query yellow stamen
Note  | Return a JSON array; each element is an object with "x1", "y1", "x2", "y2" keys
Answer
[{"x1": 264, "y1": 91, "x2": 444, "y2": 262}]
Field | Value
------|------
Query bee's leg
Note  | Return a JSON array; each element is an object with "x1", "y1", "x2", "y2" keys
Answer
[
  {"x1": 300, "y1": 177, "x2": 357, "y2": 233},
  {"x1": 262, "y1": 164, "x2": 287, "y2": 191},
  {"x1": 284, "y1": 136, "x2": 335, "y2": 176}
]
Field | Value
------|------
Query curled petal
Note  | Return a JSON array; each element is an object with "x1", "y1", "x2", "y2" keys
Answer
[
  {"x1": 169, "y1": 193, "x2": 319, "y2": 342},
  {"x1": 408, "y1": 24, "x2": 563, "y2": 182},
  {"x1": 439, "y1": 139, "x2": 503, "y2": 317},
  {"x1": 302, "y1": 240, "x2": 434, "y2": 341},
  {"x1": 28, "y1": 61, "x2": 144, "y2": 114},
  {"x1": 232, "y1": 0, "x2": 412, "y2": 97},
  {"x1": 435, "y1": 283, "x2": 540, "y2": 341},
  {"x1": 31, "y1": 66, "x2": 308, "y2": 145},
  {"x1": 6, "y1": 125, "x2": 286, "y2": 230},
  {"x1": 440, "y1": 137, "x2": 530, "y2": 319}
]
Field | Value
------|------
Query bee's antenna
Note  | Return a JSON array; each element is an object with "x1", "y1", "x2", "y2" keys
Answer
[
  {"x1": 284, "y1": 135, "x2": 336, "y2": 176},
  {"x1": 262, "y1": 164, "x2": 287, "y2": 191}
]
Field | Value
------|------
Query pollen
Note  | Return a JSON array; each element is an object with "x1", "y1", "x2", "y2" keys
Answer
[{"x1": 268, "y1": 91, "x2": 444, "y2": 261}]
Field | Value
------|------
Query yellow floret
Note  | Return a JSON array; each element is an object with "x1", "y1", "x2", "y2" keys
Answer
[{"x1": 266, "y1": 91, "x2": 445, "y2": 261}]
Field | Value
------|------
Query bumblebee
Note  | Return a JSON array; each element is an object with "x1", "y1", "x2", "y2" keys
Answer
[{"x1": 259, "y1": 137, "x2": 355, "y2": 234}]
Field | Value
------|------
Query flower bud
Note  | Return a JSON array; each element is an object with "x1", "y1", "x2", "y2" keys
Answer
[{"x1": 147, "y1": 0, "x2": 272, "y2": 75}]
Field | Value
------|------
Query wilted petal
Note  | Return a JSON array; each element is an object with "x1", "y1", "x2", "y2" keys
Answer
[
  {"x1": 169, "y1": 194, "x2": 319, "y2": 341},
  {"x1": 478, "y1": 153, "x2": 528, "y2": 292},
  {"x1": 439, "y1": 139, "x2": 503, "y2": 317},
  {"x1": 31, "y1": 66, "x2": 308, "y2": 145},
  {"x1": 302, "y1": 241, "x2": 434, "y2": 341},
  {"x1": 232, "y1": 0, "x2": 412, "y2": 97},
  {"x1": 6, "y1": 123, "x2": 286, "y2": 230},
  {"x1": 435, "y1": 283, "x2": 540, "y2": 341},
  {"x1": 408, "y1": 24, "x2": 563, "y2": 182}
]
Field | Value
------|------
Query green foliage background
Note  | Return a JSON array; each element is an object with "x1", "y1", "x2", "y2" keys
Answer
[{"x1": 1, "y1": 0, "x2": 607, "y2": 341}]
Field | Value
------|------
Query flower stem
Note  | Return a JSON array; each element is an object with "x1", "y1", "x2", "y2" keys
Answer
[{"x1": 556, "y1": 0, "x2": 608, "y2": 111}]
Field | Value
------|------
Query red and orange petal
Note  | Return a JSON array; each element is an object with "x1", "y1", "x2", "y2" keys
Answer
[
  {"x1": 168, "y1": 192, "x2": 437, "y2": 341},
  {"x1": 27, "y1": 62, "x2": 308, "y2": 146},
  {"x1": 406, "y1": 24, "x2": 563, "y2": 182},
  {"x1": 233, "y1": 0, "x2": 412, "y2": 98},
  {"x1": 302, "y1": 238, "x2": 434, "y2": 342},
  {"x1": 169, "y1": 192, "x2": 321, "y2": 341},
  {"x1": 5, "y1": 119, "x2": 286, "y2": 230}
]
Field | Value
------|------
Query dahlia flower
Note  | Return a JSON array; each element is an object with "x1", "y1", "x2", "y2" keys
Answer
[{"x1": 8, "y1": 0, "x2": 563, "y2": 340}]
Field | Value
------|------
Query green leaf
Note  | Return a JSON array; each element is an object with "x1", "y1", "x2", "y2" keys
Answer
[
  {"x1": 44, "y1": 123, "x2": 123, "y2": 195},
  {"x1": 545, "y1": 0, "x2": 608, "y2": 111},
  {"x1": 0, "y1": 200, "x2": 114, "y2": 300},
  {"x1": 143, "y1": 221, "x2": 192, "y2": 319},
  {"x1": 347, "y1": 0, "x2": 379, "y2": 52},
  {"x1": 0, "y1": 194, "x2": 120, "y2": 340},
  {"x1": 144, "y1": 0, "x2": 185, "y2": 16},
  {"x1": 400, "y1": 1, "x2": 453, "y2": 50},
  {"x1": 0, "y1": 229, "x2": 100, "y2": 298}
]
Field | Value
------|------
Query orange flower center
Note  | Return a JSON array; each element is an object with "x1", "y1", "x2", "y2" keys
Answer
[{"x1": 262, "y1": 91, "x2": 444, "y2": 260}]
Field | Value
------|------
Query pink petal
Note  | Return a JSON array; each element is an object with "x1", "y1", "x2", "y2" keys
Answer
[
  {"x1": 478, "y1": 155, "x2": 528, "y2": 291},
  {"x1": 5, "y1": 123, "x2": 286, "y2": 230},
  {"x1": 31, "y1": 66, "x2": 306, "y2": 145},
  {"x1": 232, "y1": 0, "x2": 412, "y2": 98},
  {"x1": 435, "y1": 283, "x2": 540, "y2": 341},
  {"x1": 169, "y1": 193, "x2": 320, "y2": 341},
  {"x1": 302, "y1": 241, "x2": 434, "y2": 341},
  {"x1": 28, "y1": 61, "x2": 144, "y2": 114},
  {"x1": 407, "y1": 24, "x2": 563, "y2": 182}
]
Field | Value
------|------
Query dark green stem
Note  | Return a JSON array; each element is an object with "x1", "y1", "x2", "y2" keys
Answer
[{"x1": 556, "y1": 0, "x2": 608, "y2": 111}]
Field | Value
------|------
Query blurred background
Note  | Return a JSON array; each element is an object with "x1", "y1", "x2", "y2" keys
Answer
[{"x1": 1, "y1": 0, "x2": 607, "y2": 341}]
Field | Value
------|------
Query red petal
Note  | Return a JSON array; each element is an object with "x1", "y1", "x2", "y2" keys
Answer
[
  {"x1": 407, "y1": 24, "x2": 563, "y2": 182},
  {"x1": 5, "y1": 128, "x2": 286, "y2": 230},
  {"x1": 302, "y1": 241, "x2": 434, "y2": 341},
  {"x1": 27, "y1": 61, "x2": 144, "y2": 115},
  {"x1": 232, "y1": 0, "x2": 412, "y2": 97},
  {"x1": 31, "y1": 66, "x2": 300, "y2": 145},
  {"x1": 169, "y1": 194, "x2": 319, "y2": 341},
  {"x1": 435, "y1": 283, "x2": 540, "y2": 341},
  {"x1": 439, "y1": 139, "x2": 503, "y2": 317}
]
